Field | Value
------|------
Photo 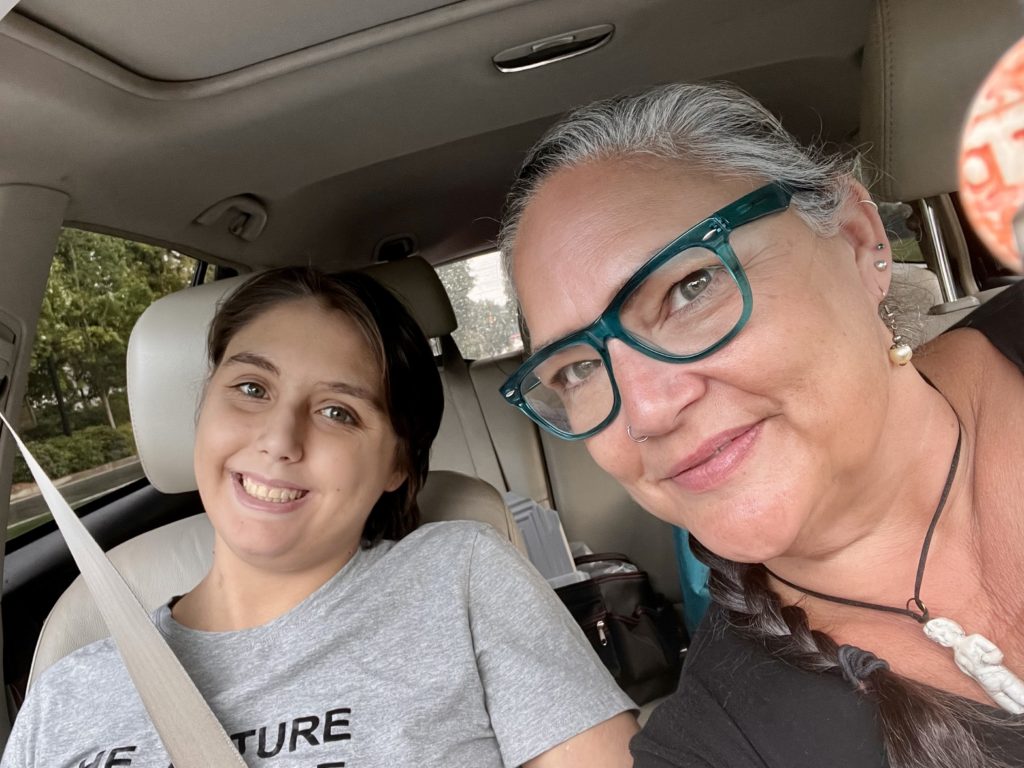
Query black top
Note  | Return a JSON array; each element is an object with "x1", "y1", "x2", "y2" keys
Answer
[
  {"x1": 632, "y1": 281, "x2": 1024, "y2": 768},
  {"x1": 952, "y1": 279, "x2": 1024, "y2": 369}
]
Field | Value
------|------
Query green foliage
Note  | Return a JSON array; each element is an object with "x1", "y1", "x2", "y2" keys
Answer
[
  {"x1": 24, "y1": 228, "x2": 194, "y2": 439},
  {"x1": 21, "y1": 393, "x2": 131, "y2": 442},
  {"x1": 12, "y1": 425, "x2": 137, "y2": 484},
  {"x1": 116, "y1": 422, "x2": 137, "y2": 453}
]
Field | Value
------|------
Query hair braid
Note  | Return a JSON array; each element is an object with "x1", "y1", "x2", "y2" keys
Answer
[{"x1": 690, "y1": 537, "x2": 1013, "y2": 768}]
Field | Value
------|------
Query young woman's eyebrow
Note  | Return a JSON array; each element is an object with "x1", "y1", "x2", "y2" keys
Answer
[
  {"x1": 321, "y1": 381, "x2": 383, "y2": 409},
  {"x1": 225, "y1": 351, "x2": 278, "y2": 374}
]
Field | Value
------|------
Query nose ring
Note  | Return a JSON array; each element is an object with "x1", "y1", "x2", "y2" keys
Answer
[{"x1": 626, "y1": 424, "x2": 648, "y2": 443}]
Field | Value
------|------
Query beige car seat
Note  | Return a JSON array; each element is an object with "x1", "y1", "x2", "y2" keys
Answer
[{"x1": 860, "y1": 0, "x2": 1021, "y2": 338}]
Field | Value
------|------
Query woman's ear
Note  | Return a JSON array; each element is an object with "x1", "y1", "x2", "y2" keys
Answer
[
  {"x1": 837, "y1": 180, "x2": 892, "y2": 302},
  {"x1": 384, "y1": 466, "x2": 408, "y2": 494}
]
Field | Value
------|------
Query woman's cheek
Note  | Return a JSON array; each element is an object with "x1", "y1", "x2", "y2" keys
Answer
[{"x1": 586, "y1": 430, "x2": 640, "y2": 481}]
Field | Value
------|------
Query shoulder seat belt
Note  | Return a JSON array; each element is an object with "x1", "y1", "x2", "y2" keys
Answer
[{"x1": 0, "y1": 411, "x2": 246, "y2": 767}]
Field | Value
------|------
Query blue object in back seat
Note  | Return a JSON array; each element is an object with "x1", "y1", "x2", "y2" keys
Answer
[{"x1": 673, "y1": 527, "x2": 710, "y2": 636}]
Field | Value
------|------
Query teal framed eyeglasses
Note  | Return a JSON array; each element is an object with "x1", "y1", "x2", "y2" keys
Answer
[{"x1": 500, "y1": 182, "x2": 795, "y2": 440}]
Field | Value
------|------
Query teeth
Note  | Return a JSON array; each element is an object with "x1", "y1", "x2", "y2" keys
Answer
[{"x1": 240, "y1": 475, "x2": 306, "y2": 503}]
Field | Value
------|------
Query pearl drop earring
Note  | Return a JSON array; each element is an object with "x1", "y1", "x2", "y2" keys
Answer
[{"x1": 880, "y1": 300, "x2": 913, "y2": 366}]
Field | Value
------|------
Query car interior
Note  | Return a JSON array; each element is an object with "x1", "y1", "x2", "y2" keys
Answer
[{"x1": 0, "y1": 0, "x2": 1021, "y2": 751}]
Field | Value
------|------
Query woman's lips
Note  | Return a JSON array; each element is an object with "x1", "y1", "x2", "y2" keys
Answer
[{"x1": 666, "y1": 421, "x2": 763, "y2": 494}]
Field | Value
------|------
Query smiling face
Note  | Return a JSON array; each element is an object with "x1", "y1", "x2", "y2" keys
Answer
[
  {"x1": 194, "y1": 297, "x2": 405, "y2": 574},
  {"x1": 513, "y1": 158, "x2": 894, "y2": 563}
]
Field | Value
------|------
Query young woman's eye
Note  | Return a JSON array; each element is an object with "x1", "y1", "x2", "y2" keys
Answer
[
  {"x1": 319, "y1": 405, "x2": 357, "y2": 425},
  {"x1": 235, "y1": 382, "x2": 267, "y2": 399}
]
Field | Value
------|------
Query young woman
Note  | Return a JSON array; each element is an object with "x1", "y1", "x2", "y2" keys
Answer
[
  {"x1": 499, "y1": 83, "x2": 1024, "y2": 767},
  {"x1": 3, "y1": 267, "x2": 636, "y2": 767}
]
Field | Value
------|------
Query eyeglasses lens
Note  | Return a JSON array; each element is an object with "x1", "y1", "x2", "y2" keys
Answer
[
  {"x1": 618, "y1": 246, "x2": 744, "y2": 356},
  {"x1": 522, "y1": 246, "x2": 743, "y2": 437},
  {"x1": 522, "y1": 343, "x2": 614, "y2": 436}
]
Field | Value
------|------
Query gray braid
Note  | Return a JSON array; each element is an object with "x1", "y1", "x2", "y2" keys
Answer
[{"x1": 689, "y1": 537, "x2": 1013, "y2": 768}]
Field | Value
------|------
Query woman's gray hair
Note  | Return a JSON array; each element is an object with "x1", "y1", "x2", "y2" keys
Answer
[{"x1": 499, "y1": 81, "x2": 859, "y2": 275}]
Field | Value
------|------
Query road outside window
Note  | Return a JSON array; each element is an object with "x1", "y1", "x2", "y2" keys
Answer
[
  {"x1": 7, "y1": 229, "x2": 197, "y2": 540},
  {"x1": 436, "y1": 251, "x2": 523, "y2": 360}
]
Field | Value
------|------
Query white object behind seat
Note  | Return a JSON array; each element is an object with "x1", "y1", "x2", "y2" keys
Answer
[
  {"x1": 892, "y1": 263, "x2": 972, "y2": 342},
  {"x1": 29, "y1": 469, "x2": 523, "y2": 689}
]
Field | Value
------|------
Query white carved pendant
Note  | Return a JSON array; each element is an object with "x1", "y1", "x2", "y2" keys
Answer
[{"x1": 924, "y1": 617, "x2": 1024, "y2": 714}]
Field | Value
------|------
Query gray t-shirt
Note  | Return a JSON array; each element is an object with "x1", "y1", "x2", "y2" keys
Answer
[{"x1": 2, "y1": 521, "x2": 633, "y2": 768}]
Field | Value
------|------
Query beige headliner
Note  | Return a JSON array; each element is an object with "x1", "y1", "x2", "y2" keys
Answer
[{"x1": 0, "y1": 0, "x2": 870, "y2": 270}]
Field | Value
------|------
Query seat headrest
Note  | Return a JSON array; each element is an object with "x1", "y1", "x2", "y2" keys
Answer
[
  {"x1": 859, "y1": 0, "x2": 1024, "y2": 201},
  {"x1": 361, "y1": 257, "x2": 457, "y2": 338},
  {"x1": 127, "y1": 257, "x2": 456, "y2": 493},
  {"x1": 127, "y1": 276, "x2": 246, "y2": 493}
]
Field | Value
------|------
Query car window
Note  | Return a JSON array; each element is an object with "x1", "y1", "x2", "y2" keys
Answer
[
  {"x1": 7, "y1": 229, "x2": 198, "y2": 540},
  {"x1": 435, "y1": 250, "x2": 523, "y2": 360},
  {"x1": 880, "y1": 201, "x2": 926, "y2": 264}
]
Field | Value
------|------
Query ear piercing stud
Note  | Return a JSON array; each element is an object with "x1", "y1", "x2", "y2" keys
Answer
[{"x1": 874, "y1": 259, "x2": 889, "y2": 271}]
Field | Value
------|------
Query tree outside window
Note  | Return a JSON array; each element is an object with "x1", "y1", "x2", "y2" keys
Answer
[
  {"x1": 10, "y1": 229, "x2": 195, "y2": 538},
  {"x1": 436, "y1": 251, "x2": 522, "y2": 361}
]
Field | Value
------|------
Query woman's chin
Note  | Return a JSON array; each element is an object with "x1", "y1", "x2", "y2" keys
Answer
[
  {"x1": 675, "y1": 494, "x2": 805, "y2": 564},
  {"x1": 692, "y1": 529, "x2": 792, "y2": 564},
  {"x1": 212, "y1": 520, "x2": 305, "y2": 567}
]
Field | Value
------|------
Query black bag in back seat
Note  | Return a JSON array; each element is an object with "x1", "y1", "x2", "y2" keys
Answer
[{"x1": 556, "y1": 553, "x2": 688, "y2": 705}]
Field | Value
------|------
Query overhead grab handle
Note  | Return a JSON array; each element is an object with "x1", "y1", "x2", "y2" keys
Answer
[
  {"x1": 194, "y1": 194, "x2": 268, "y2": 242},
  {"x1": 493, "y1": 24, "x2": 614, "y2": 73}
]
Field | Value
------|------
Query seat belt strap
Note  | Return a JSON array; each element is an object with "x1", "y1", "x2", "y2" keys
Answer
[
  {"x1": 0, "y1": 411, "x2": 246, "y2": 767},
  {"x1": 440, "y1": 335, "x2": 508, "y2": 492},
  {"x1": 0, "y1": 2, "x2": 21, "y2": 24}
]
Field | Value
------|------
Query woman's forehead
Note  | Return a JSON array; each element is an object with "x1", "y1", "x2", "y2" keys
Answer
[
  {"x1": 513, "y1": 161, "x2": 754, "y2": 343},
  {"x1": 222, "y1": 299, "x2": 380, "y2": 382},
  {"x1": 518, "y1": 161, "x2": 756, "y2": 271}
]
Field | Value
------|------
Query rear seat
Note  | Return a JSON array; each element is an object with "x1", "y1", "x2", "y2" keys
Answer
[
  {"x1": 473, "y1": 353, "x2": 682, "y2": 600},
  {"x1": 364, "y1": 259, "x2": 553, "y2": 506},
  {"x1": 369, "y1": 258, "x2": 683, "y2": 604}
]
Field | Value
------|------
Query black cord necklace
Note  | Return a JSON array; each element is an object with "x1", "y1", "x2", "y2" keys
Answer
[
  {"x1": 765, "y1": 425, "x2": 962, "y2": 624},
  {"x1": 765, "y1": 402, "x2": 1024, "y2": 714}
]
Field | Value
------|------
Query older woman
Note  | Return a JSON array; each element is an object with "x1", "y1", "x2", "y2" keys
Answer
[{"x1": 498, "y1": 83, "x2": 1024, "y2": 768}]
